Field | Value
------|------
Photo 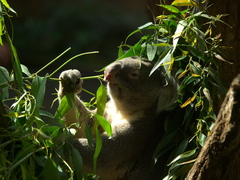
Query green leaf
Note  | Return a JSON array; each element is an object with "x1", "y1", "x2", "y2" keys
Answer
[
  {"x1": 0, "y1": 18, "x2": 3, "y2": 45},
  {"x1": 138, "y1": 22, "x2": 153, "y2": 29},
  {"x1": 95, "y1": 114, "x2": 112, "y2": 136},
  {"x1": 150, "y1": 48, "x2": 171, "y2": 76},
  {"x1": 169, "y1": 148, "x2": 197, "y2": 166},
  {"x1": 71, "y1": 147, "x2": 83, "y2": 179},
  {"x1": 153, "y1": 43, "x2": 172, "y2": 47},
  {"x1": 31, "y1": 75, "x2": 47, "y2": 107},
  {"x1": 158, "y1": 5, "x2": 180, "y2": 13},
  {"x1": 6, "y1": 33, "x2": 24, "y2": 93},
  {"x1": 198, "y1": 133, "x2": 207, "y2": 146},
  {"x1": 118, "y1": 44, "x2": 124, "y2": 58},
  {"x1": 118, "y1": 40, "x2": 145, "y2": 59},
  {"x1": 0, "y1": 66, "x2": 10, "y2": 85},
  {"x1": 85, "y1": 124, "x2": 93, "y2": 148},
  {"x1": 93, "y1": 127, "x2": 102, "y2": 174},
  {"x1": 96, "y1": 83, "x2": 107, "y2": 116},
  {"x1": 20, "y1": 64, "x2": 31, "y2": 76},
  {"x1": 54, "y1": 95, "x2": 72, "y2": 119},
  {"x1": 44, "y1": 157, "x2": 60, "y2": 180},
  {"x1": 1, "y1": 0, "x2": 16, "y2": 13},
  {"x1": 146, "y1": 43, "x2": 157, "y2": 61},
  {"x1": 172, "y1": 20, "x2": 187, "y2": 53},
  {"x1": 153, "y1": 131, "x2": 177, "y2": 161},
  {"x1": 207, "y1": 68, "x2": 227, "y2": 94},
  {"x1": 171, "y1": 0, "x2": 199, "y2": 7}
]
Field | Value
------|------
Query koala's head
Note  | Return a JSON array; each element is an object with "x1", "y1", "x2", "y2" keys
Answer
[{"x1": 104, "y1": 57, "x2": 178, "y2": 114}]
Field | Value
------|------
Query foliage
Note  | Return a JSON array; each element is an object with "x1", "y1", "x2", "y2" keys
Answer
[
  {"x1": 117, "y1": 0, "x2": 228, "y2": 179},
  {"x1": 0, "y1": 0, "x2": 228, "y2": 179},
  {"x1": 0, "y1": 1, "x2": 107, "y2": 179}
]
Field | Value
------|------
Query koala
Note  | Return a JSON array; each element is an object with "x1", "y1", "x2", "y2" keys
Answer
[{"x1": 58, "y1": 57, "x2": 178, "y2": 180}]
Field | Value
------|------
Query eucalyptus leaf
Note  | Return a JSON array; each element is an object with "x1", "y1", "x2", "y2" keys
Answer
[
  {"x1": 96, "y1": 83, "x2": 107, "y2": 116},
  {"x1": 0, "y1": 66, "x2": 10, "y2": 85},
  {"x1": 158, "y1": 5, "x2": 180, "y2": 13},
  {"x1": 31, "y1": 75, "x2": 47, "y2": 107},
  {"x1": 95, "y1": 114, "x2": 112, "y2": 136},
  {"x1": 169, "y1": 148, "x2": 197, "y2": 165},
  {"x1": 71, "y1": 147, "x2": 83, "y2": 179},
  {"x1": 20, "y1": 64, "x2": 31, "y2": 76},
  {"x1": 43, "y1": 158, "x2": 60, "y2": 180},
  {"x1": 93, "y1": 127, "x2": 102, "y2": 174},
  {"x1": 54, "y1": 95, "x2": 72, "y2": 119},
  {"x1": 146, "y1": 43, "x2": 157, "y2": 61}
]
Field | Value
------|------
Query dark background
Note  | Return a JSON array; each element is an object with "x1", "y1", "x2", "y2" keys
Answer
[{"x1": 4, "y1": 0, "x2": 154, "y2": 112}]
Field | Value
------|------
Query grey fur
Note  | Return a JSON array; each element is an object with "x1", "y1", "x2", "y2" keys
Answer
[{"x1": 58, "y1": 57, "x2": 178, "y2": 179}]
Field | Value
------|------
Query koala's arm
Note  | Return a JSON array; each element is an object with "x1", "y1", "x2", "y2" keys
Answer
[
  {"x1": 58, "y1": 70, "x2": 95, "y2": 138},
  {"x1": 73, "y1": 124, "x2": 147, "y2": 179}
]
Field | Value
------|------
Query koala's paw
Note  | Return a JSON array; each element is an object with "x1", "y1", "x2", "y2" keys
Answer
[{"x1": 59, "y1": 69, "x2": 83, "y2": 95}]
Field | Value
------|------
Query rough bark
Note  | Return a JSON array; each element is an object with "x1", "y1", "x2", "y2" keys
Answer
[{"x1": 185, "y1": 74, "x2": 240, "y2": 180}]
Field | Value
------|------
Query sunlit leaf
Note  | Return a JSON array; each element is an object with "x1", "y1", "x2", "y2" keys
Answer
[
  {"x1": 54, "y1": 94, "x2": 72, "y2": 119},
  {"x1": 147, "y1": 43, "x2": 157, "y2": 61},
  {"x1": 153, "y1": 43, "x2": 172, "y2": 47},
  {"x1": 181, "y1": 94, "x2": 197, "y2": 108},
  {"x1": 172, "y1": 0, "x2": 199, "y2": 7},
  {"x1": 158, "y1": 5, "x2": 180, "y2": 13},
  {"x1": 150, "y1": 48, "x2": 171, "y2": 76},
  {"x1": 96, "y1": 83, "x2": 107, "y2": 116},
  {"x1": 1, "y1": 0, "x2": 16, "y2": 13},
  {"x1": 178, "y1": 69, "x2": 188, "y2": 79},
  {"x1": 172, "y1": 20, "x2": 187, "y2": 53},
  {"x1": 198, "y1": 133, "x2": 207, "y2": 146},
  {"x1": 95, "y1": 114, "x2": 112, "y2": 136},
  {"x1": 20, "y1": 64, "x2": 31, "y2": 76},
  {"x1": 138, "y1": 22, "x2": 153, "y2": 29},
  {"x1": 215, "y1": 54, "x2": 232, "y2": 64}
]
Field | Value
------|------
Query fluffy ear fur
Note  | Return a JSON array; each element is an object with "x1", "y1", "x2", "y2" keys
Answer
[{"x1": 58, "y1": 57, "x2": 178, "y2": 179}]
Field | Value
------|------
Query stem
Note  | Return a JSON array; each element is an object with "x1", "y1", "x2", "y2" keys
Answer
[
  {"x1": 35, "y1": 47, "x2": 71, "y2": 75},
  {"x1": 49, "y1": 51, "x2": 99, "y2": 78}
]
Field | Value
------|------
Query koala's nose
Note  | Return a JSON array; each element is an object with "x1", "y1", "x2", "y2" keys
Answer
[{"x1": 104, "y1": 63, "x2": 121, "y2": 81}]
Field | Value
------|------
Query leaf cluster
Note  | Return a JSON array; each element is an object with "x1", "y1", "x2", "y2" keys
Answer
[
  {"x1": 117, "y1": 1, "x2": 229, "y2": 179},
  {"x1": 0, "y1": 1, "x2": 106, "y2": 179}
]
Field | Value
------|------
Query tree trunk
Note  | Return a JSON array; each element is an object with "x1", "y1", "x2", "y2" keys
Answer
[{"x1": 185, "y1": 74, "x2": 240, "y2": 180}]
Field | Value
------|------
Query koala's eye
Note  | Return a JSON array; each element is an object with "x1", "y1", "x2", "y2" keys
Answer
[{"x1": 130, "y1": 70, "x2": 139, "y2": 78}]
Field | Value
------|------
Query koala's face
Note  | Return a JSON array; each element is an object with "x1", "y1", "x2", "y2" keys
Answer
[{"x1": 104, "y1": 58, "x2": 165, "y2": 101}]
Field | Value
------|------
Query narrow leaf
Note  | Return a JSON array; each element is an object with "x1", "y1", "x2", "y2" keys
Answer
[
  {"x1": 158, "y1": 5, "x2": 180, "y2": 13},
  {"x1": 172, "y1": 20, "x2": 187, "y2": 53},
  {"x1": 93, "y1": 127, "x2": 102, "y2": 174},
  {"x1": 96, "y1": 84, "x2": 107, "y2": 116},
  {"x1": 54, "y1": 95, "x2": 71, "y2": 119},
  {"x1": 95, "y1": 114, "x2": 112, "y2": 136},
  {"x1": 44, "y1": 158, "x2": 60, "y2": 180},
  {"x1": 172, "y1": 0, "x2": 199, "y2": 7},
  {"x1": 169, "y1": 149, "x2": 197, "y2": 165},
  {"x1": 181, "y1": 94, "x2": 197, "y2": 108},
  {"x1": 146, "y1": 43, "x2": 157, "y2": 61},
  {"x1": 71, "y1": 147, "x2": 83, "y2": 179}
]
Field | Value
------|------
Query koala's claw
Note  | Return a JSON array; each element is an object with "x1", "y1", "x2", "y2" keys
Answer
[{"x1": 59, "y1": 69, "x2": 83, "y2": 94}]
